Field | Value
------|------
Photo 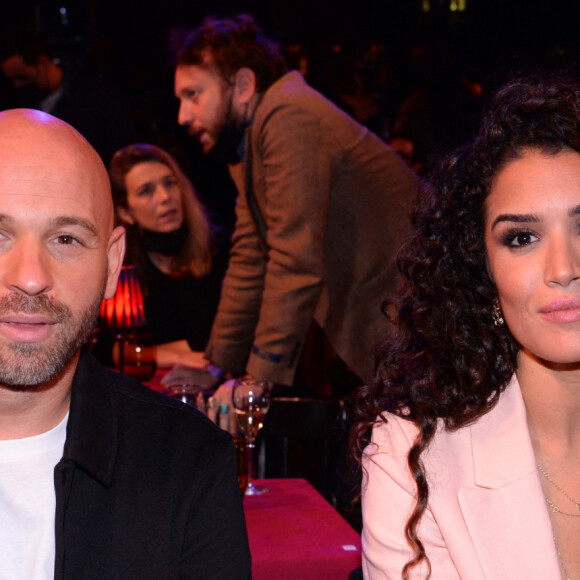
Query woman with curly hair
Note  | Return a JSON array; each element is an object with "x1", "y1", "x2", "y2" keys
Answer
[{"x1": 354, "y1": 69, "x2": 580, "y2": 579}]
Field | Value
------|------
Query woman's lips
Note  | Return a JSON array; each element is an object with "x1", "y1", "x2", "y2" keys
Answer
[
  {"x1": 539, "y1": 298, "x2": 580, "y2": 323},
  {"x1": 159, "y1": 209, "x2": 178, "y2": 219}
]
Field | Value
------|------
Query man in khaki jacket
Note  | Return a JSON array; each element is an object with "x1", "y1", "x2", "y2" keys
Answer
[{"x1": 171, "y1": 14, "x2": 420, "y2": 392}]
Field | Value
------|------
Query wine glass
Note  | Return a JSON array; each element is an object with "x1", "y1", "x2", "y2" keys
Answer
[{"x1": 232, "y1": 378, "x2": 272, "y2": 496}]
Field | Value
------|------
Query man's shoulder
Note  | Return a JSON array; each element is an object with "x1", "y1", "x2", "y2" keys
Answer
[
  {"x1": 256, "y1": 71, "x2": 333, "y2": 116},
  {"x1": 74, "y1": 356, "x2": 232, "y2": 454},
  {"x1": 107, "y1": 371, "x2": 229, "y2": 442}
]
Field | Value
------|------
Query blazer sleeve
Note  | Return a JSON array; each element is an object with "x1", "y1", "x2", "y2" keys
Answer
[
  {"x1": 362, "y1": 416, "x2": 461, "y2": 580},
  {"x1": 205, "y1": 178, "x2": 267, "y2": 374}
]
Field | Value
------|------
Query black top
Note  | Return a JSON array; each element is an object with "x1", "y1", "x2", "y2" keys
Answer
[
  {"x1": 142, "y1": 226, "x2": 231, "y2": 350},
  {"x1": 92, "y1": 226, "x2": 231, "y2": 367}
]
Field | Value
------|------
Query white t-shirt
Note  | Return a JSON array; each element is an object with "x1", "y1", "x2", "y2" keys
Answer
[{"x1": 0, "y1": 414, "x2": 68, "y2": 580}]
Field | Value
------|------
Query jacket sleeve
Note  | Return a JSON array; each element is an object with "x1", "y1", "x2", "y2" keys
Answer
[
  {"x1": 207, "y1": 102, "x2": 332, "y2": 385},
  {"x1": 361, "y1": 416, "x2": 461, "y2": 580},
  {"x1": 181, "y1": 433, "x2": 251, "y2": 579},
  {"x1": 204, "y1": 163, "x2": 268, "y2": 375}
]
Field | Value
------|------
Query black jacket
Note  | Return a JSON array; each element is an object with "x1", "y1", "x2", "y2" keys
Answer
[{"x1": 53, "y1": 351, "x2": 251, "y2": 579}]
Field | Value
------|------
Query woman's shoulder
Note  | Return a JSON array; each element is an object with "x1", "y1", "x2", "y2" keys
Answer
[
  {"x1": 365, "y1": 411, "x2": 474, "y2": 486},
  {"x1": 362, "y1": 414, "x2": 422, "y2": 497},
  {"x1": 369, "y1": 412, "x2": 422, "y2": 456},
  {"x1": 369, "y1": 375, "x2": 521, "y2": 455}
]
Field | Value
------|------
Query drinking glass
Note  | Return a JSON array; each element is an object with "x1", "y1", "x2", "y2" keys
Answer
[
  {"x1": 231, "y1": 378, "x2": 272, "y2": 495},
  {"x1": 165, "y1": 384, "x2": 205, "y2": 412}
]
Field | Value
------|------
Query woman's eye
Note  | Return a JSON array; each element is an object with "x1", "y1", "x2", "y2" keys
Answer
[
  {"x1": 138, "y1": 185, "x2": 155, "y2": 196},
  {"x1": 503, "y1": 230, "x2": 538, "y2": 248},
  {"x1": 164, "y1": 178, "x2": 178, "y2": 189}
]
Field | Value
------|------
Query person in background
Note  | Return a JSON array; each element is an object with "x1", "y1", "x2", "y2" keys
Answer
[
  {"x1": 354, "y1": 70, "x2": 580, "y2": 579},
  {"x1": 0, "y1": 109, "x2": 250, "y2": 578},
  {"x1": 107, "y1": 143, "x2": 231, "y2": 370},
  {"x1": 387, "y1": 41, "x2": 483, "y2": 177},
  {"x1": 0, "y1": 28, "x2": 134, "y2": 164},
  {"x1": 169, "y1": 14, "x2": 420, "y2": 395}
]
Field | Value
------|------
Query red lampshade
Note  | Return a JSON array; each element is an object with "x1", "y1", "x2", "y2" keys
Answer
[{"x1": 100, "y1": 265, "x2": 147, "y2": 329}]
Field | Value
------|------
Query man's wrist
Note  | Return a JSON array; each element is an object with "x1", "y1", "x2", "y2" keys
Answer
[{"x1": 205, "y1": 363, "x2": 228, "y2": 382}]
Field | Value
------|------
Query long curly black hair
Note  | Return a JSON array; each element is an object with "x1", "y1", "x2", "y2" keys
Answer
[{"x1": 352, "y1": 67, "x2": 580, "y2": 578}]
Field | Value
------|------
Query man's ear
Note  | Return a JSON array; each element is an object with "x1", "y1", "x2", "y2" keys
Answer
[
  {"x1": 233, "y1": 67, "x2": 256, "y2": 105},
  {"x1": 104, "y1": 226, "x2": 126, "y2": 299}
]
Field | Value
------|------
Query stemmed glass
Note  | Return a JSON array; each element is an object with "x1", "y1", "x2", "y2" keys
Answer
[{"x1": 232, "y1": 378, "x2": 272, "y2": 496}]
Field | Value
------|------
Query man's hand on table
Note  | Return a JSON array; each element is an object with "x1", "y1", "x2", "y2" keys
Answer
[
  {"x1": 154, "y1": 341, "x2": 208, "y2": 369},
  {"x1": 160, "y1": 362, "x2": 237, "y2": 426},
  {"x1": 161, "y1": 364, "x2": 220, "y2": 389},
  {"x1": 211, "y1": 379, "x2": 239, "y2": 434},
  {"x1": 161, "y1": 365, "x2": 276, "y2": 436}
]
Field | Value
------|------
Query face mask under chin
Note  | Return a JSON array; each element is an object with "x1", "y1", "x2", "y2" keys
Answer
[{"x1": 139, "y1": 223, "x2": 189, "y2": 257}]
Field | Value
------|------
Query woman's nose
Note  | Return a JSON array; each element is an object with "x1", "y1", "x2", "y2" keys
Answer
[
  {"x1": 155, "y1": 184, "x2": 172, "y2": 204},
  {"x1": 544, "y1": 237, "x2": 580, "y2": 287}
]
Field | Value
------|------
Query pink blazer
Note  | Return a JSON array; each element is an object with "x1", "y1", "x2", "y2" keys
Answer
[{"x1": 361, "y1": 376, "x2": 561, "y2": 579}]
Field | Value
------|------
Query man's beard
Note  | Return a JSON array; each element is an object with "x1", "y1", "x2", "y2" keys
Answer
[
  {"x1": 0, "y1": 287, "x2": 104, "y2": 388},
  {"x1": 209, "y1": 89, "x2": 247, "y2": 164}
]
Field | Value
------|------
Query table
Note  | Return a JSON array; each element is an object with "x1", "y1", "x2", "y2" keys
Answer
[
  {"x1": 244, "y1": 478, "x2": 362, "y2": 580},
  {"x1": 145, "y1": 374, "x2": 362, "y2": 577}
]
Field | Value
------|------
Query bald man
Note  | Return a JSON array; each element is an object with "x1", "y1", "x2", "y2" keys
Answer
[{"x1": 0, "y1": 110, "x2": 250, "y2": 579}]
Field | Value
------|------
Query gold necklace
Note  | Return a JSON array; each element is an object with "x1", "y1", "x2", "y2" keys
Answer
[
  {"x1": 554, "y1": 535, "x2": 572, "y2": 580},
  {"x1": 544, "y1": 497, "x2": 580, "y2": 517},
  {"x1": 537, "y1": 464, "x2": 576, "y2": 579},
  {"x1": 537, "y1": 463, "x2": 580, "y2": 514}
]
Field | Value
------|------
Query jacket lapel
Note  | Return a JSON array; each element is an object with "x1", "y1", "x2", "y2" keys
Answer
[
  {"x1": 63, "y1": 350, "x2": 117, "y2": 487},
  {"x1": 458, "y1": 377, "x2": 561, "y2": 579}
]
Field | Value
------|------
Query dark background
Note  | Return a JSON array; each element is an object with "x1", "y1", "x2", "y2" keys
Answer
[
  {"x1": 3, "y1": 0, "x2": 576, "y2": 80},
  {"x1": 1, "y1": 0, "x2": 578, "y2": 225}
]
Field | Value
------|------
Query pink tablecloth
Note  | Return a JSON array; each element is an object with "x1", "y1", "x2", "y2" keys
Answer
[{"x1": 244, "y1": 478, "x2": 361, "y2": 580}]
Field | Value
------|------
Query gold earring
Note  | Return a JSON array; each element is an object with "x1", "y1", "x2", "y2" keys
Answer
[{"x1": 492, "y1": 298, "x2": 504, "y2": 326}]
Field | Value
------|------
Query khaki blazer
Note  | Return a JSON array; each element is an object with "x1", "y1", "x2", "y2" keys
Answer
[
  {"x1": 362, "y1": 375, "x2": 561, "y2": 579},
  {"x1": 205, "y1": 72, "x2": 420, "y2": 385}
]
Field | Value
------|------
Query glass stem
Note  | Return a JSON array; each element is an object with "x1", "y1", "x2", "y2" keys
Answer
[{"x1": 246, "y1": 436, "x2": 255, "y2": 482}]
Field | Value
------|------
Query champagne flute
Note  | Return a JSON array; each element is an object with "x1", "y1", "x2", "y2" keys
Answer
[{"x1": 232, "y1": 378, "x2": 272, "y2": 496}]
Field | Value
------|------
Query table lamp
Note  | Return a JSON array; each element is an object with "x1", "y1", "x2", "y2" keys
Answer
[{"x1": 99, "y1": 265, "x2": 155, "y2": 379}]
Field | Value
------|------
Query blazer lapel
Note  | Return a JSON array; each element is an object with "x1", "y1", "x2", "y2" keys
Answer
[{"x1": 458, "y1": 377, "x2": 561, "y2": 579}]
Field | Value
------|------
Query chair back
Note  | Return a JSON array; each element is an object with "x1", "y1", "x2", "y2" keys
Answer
[{"x1": 257, "y1": 397, "x2": 346, "y2": 504}]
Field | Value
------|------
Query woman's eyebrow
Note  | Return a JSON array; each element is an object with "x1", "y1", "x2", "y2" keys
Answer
[
  {"x1": 491, "y1": 213, "x2": 539, "y2": 230},
  {"x1": 491, "y1": 205, "x2": 580, "y2": 230}
]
